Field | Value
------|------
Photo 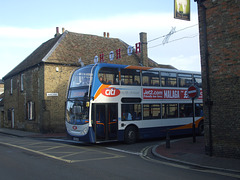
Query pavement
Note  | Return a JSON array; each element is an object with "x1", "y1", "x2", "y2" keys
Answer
[
  {"x1": 0, "y1": 127, "x2": 67, "y2": 139},
  {"x1": 0, "y1": 127, "x2": 240, "y2": 175},
  {"x1": 152, "y1": 136, "x2": 240, "y2": 175}
]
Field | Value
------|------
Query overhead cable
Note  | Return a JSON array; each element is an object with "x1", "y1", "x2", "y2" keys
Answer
[
  {"x1": 148, "y1": 33, "x2": 199, "y2": 49},
  {"x1": 147, "y1": 24, "x2": 198, "y2": 43}
]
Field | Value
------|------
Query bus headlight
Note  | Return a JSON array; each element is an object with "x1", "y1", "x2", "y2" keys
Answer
[{"x1": 83, "y1": 127, "x2": 88, "y2": 134}]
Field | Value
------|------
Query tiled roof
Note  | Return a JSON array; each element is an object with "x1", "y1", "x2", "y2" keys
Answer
[
  {"x1": 3, "y1": 31, "x2": 175, "y2": 79},
  {"x1": 47, "y1": 31, "x2": 142, "y2": 66}
]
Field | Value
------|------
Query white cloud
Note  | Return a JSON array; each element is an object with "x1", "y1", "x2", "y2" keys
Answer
[
  {"x1": 62, "y1": 12, "x2": 198, "y2": 40},
  {"x1": 169, "y1": 54, "x2": 201, "y2": 71},
  {"x1": 0, "y1": 12, "x2": 201, "y2": 78}
]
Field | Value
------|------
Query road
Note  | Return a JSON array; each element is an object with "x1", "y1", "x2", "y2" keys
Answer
[{"x1": 0, "y1": 134, "x2": 237, "y2": 180}]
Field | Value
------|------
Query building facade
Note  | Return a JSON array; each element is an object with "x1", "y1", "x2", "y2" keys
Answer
[
  {"x1": 3, "y1": 29, "x2": 175, "y2": 133},
  {"x1": 196, "y1": 0, "x2": 240, "y2": 158}
]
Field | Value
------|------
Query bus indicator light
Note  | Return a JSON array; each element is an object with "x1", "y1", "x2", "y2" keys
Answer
[{"x1": 101, "y1": 88, "x2": 120, "y2": 97}]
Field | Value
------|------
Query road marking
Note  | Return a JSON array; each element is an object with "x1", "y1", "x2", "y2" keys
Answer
[
  {"x1": 39, "y1": 145, "x2": 67, "y2": 152},
  {"x1": 71, "y1": 155, "x2": 124, "y2": 163},
  {"x1": 140, "y1": 146, "x2": 188, "y2": 168},
  {"x1": 0, "y1": 141, "x2": 125, "y2": 163},
  {"x1": 0, "y1": 141, "x2": 72, "y2": 163},
  {"x1": 60, "y1": 151, "x2": 86, "y2": 158},
  {"x1": 106, "y1": 147, "x2": 142, "y2": 156},
  {"x1": 24, "y1": 142, "x2": 47, "y2": 146}
]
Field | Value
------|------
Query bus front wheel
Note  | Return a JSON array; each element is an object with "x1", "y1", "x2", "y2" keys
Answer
[{"x1": 124, "y1": 126, "x2": 137, "y2": 144}]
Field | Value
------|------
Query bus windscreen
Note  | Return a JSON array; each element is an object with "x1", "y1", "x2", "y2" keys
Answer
[{"x1": 70, "y1": 66, "x2": 92, "y2": 87}]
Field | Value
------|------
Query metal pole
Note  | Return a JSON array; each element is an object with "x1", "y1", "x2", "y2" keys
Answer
[
  {"x1": 192, "y1": 99, "x2": 196, "y2": 143},
  {"x1": 166, "y1": 129, "x2": 170, "y2": 148}
]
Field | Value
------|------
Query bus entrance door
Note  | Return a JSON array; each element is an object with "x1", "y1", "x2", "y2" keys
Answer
[{"x1": 94, "y1": 103, "x2": 118, "y2": 142}]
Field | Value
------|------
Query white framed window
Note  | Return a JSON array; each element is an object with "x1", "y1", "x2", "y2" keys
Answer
[
  {"x1": 27, "y1": 101, "x2": 35, "y2": 120},
  {"x1": 20, "y1": 74, "x2": 24, "y2": 91}
]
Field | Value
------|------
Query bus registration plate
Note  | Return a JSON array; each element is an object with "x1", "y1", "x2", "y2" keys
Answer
[{"x1": 73, "y1": 137, "x2": 79, "y2": 141}]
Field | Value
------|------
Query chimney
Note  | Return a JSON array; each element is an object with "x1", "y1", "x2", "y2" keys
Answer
[
  {"x1": 103, "y1": 32, "x2": 106, "y2": 37},
  {"x1": 62, "y1": 27, "x2": 65, "y2": 33},
  {"x1": 140, "y1": 32, "x2": 148, "y2": 67},
  {"x1": 54, "y1": 27, "x2": 60, "y2": 37},
  {"x1": 107, "y1": 32, "x2": 109, "y2": 38}
]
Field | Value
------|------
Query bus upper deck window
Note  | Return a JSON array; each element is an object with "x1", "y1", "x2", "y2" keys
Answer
[
  {"x1": 98, "y1": 67, "x2": 119, "y2": 85},
  {"x1": 193, "y1": 75, "x2": 202, "y2": 88},
  {"x1": 161, "y1": 72, "x2": 177, "y2": 87},
  {"x1": 121, "y1": 69, "x2": 140, "y2": 86},
  {"x1": 178, "y1": 74, "x2": 192, "y2": 87},
  {"x1": 142, "y1": 71, "x2": 160, "y2": 86},
  {"x1": 70, "y1": 67, "x2": 92, "y2": 87}
]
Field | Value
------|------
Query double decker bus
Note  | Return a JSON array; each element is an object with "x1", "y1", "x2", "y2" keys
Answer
[{"x1": 65, "y1": 63, "x2": 203, "y2": 143}]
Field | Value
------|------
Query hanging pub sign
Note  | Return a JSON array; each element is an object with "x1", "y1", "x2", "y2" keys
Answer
[
  {"x1": 93, "y1": 42, "x2": 141, "y2": 64},
  {"x1": 174, "y1": 0, "x2": 190, "y2": 21}
]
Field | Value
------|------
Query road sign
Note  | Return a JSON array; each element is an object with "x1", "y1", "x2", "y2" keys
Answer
[
  {"x1": 187, "y1": 85, "x2": 200, "y2": 143},
  {"x1": 187, "y1": 85, "x2": 200, "y2": 100}
]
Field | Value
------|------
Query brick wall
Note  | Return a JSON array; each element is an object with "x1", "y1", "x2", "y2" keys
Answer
[{"x1": 198, "y1": 0, "x2": 240, "y2": 158}]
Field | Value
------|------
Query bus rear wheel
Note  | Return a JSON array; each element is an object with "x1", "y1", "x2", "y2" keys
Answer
[{"x1": 124, "y1": 126, "x2": 138, "y2": 144}]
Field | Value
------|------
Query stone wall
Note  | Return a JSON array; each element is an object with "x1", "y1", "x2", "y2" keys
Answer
[
  {"x1": 3, "y1": 65, "x2": 43, "y2": 131},
  {"x1": 42, "y1": 64, "x2": 77, "y2": 132}
]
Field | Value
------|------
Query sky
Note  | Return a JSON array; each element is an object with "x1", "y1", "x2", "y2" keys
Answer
[{"x1": 0, "y1": 0, "x2": 201, "y2": 79}]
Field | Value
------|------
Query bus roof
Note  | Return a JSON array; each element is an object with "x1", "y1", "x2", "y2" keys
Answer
[{"x1": 83, "y1": 63, "x2": 201, "y2": 75}]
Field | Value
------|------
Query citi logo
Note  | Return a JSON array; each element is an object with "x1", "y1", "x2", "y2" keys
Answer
[{"x1": 101, "y1": 87, "x2": 120, "y2": 97}]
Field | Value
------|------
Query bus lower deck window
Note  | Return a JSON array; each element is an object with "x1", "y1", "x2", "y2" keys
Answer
[{"x1": 121, "y1": 104, "x2": 141, "y2": 121}]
